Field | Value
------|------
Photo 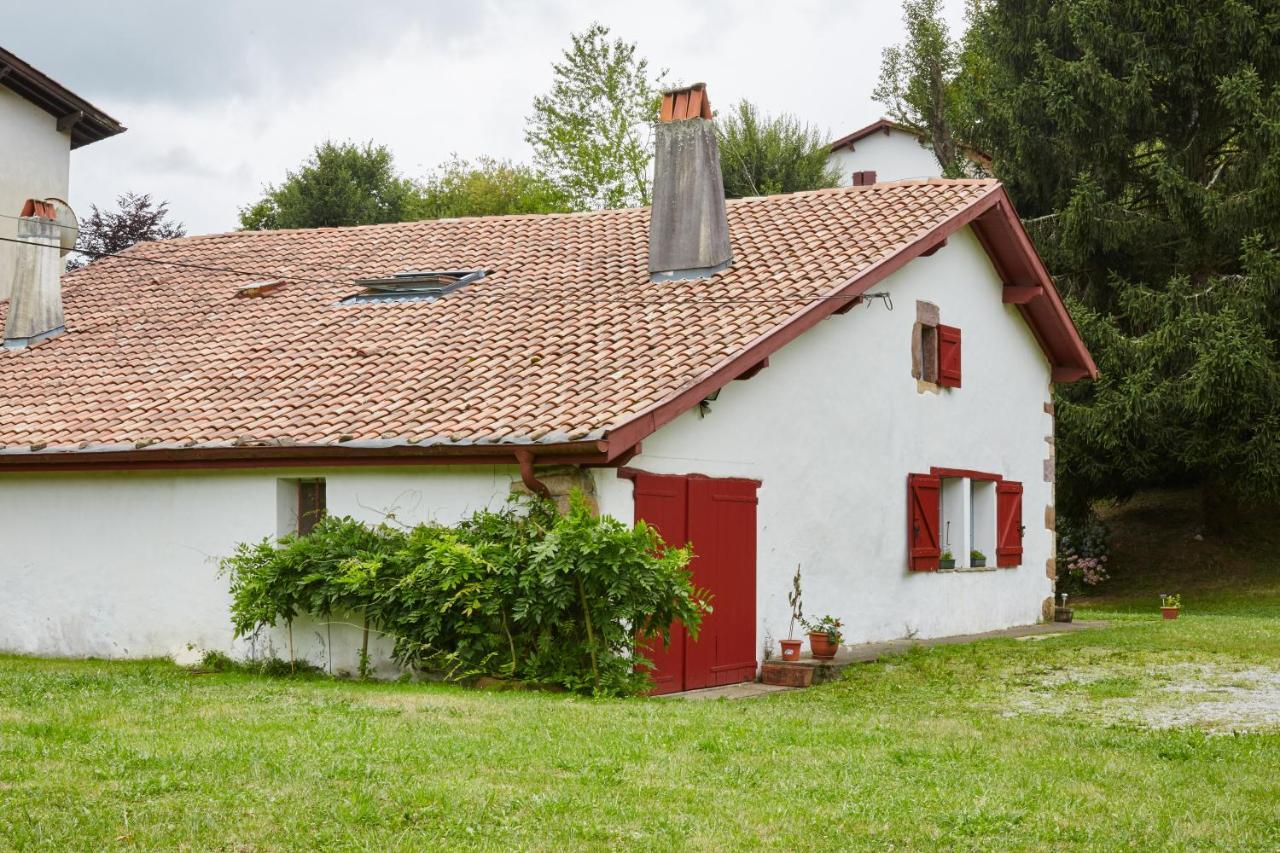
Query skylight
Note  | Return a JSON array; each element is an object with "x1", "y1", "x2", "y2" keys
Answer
[{"x1": 343, "y1": 269, "x2": 486, "y2": 303}]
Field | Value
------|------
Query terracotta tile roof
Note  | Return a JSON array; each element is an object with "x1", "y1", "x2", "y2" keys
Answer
[{"x1": 0, "y1": 180, "x2": 1003, "y2": 457}]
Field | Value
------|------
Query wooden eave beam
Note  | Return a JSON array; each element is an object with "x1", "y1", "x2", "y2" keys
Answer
[
  {"x1": 1002, "y1": 285, "x2": 1041, "y2": 304},
  {"x1": 57, "y1": 110, "x2": 84, "y2": 133}
]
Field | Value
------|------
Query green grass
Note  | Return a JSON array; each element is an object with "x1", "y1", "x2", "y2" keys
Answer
[{"x1": 2, "y1": 489, "x2": 1278, "y2": 850}]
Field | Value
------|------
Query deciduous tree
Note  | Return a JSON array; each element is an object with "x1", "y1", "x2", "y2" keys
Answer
[
  {"x1": 410, "y1": 157, "x2": 572, "y2": 219},
  {"x1": 71, "y1": 192, "x2": 185, "y2": 268},
  {"x1": 716, "y1": 100, "x2": 840, "y2": 198},
  {"x1": 525, "y1": 23, "x2": 665, "y2": 210},
  {"x1": 239, "y1": 141, "x2": 418, "y2": 230},
  {"x1": 873, "y1": 0, "x2": 984, "y2": 178}
]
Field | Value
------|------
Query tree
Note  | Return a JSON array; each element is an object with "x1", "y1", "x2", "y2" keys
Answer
[
  {"x1": 963, "y1": 0, "x2": 1280, "y2": 529},
  {"x1": 716, "y1": 100, "x2": 840, "y2": 198},
  {"x1": 239, "y1": 141, "x2": 418, "y2": 230},
  {"x1": 873, "y1": 0, "x2": 984, "y2": 178},
  {"x1": 70, "y1": 192, "x2": 185, "y2": 269},
  {"x1": 409, "y1": 157, "x2": 573, "y2": 220},
  {"x1": 526, "y1": 23, "x2": 665, "y2": 210}
]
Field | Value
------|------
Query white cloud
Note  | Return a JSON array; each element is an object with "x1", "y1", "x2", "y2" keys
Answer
[{"x1": 1, "y1": 0, "x2": 968, "y2": 234}]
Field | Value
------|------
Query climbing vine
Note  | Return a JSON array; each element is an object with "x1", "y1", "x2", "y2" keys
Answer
[{"x1": 220, "y1": 493, "x2": 707, "y2": 696}]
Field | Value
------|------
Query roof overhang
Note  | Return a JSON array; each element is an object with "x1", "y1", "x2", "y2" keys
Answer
[
  {"x1": 0, "y1": 184, "x2": 1092, "y2": 474},
  {"x1": 0, "y1": 47, "x2": 125, "y2": 148},
  {"x1": 598, "y1": 183, "x2": 1097, "y2": 461},
  {"x1": 828, "y1": 118, "x2": 918, "y2": 152},
  {"x1": 0, "y1": 439, "x2": 619, "y2": 473}
]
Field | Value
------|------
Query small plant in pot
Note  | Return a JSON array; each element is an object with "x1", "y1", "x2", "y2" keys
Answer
[
  {"x1": 780, "y1": 565, "x2": 804, "y2": 661},
  {"x1": 970, "y1": 549, "x2": 986, "y2": 568},
  {"x1": 803, "y1": 615, "x2": 843, "y2": 660},
  {"x1": 939, "y1": 549, "x2": 956, "y2": 570},
  {"x1": 1160, "y1": 593, "x2": 1182, "y2": 620}
]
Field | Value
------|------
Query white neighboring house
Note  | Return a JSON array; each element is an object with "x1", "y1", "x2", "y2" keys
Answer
[
  {"x1": 0, "y1": 84, "x2": 1095, "y2": 692},
  {"x1": 0, "y1": 47, "x2": 125, "y2": 300},
  {"x1": 827, "y1": 118, "x2": 988, "y2": 186}
]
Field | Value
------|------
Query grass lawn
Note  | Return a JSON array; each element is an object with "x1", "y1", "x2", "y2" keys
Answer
[{"x1": 2, "y1": 491, "x2": 1278, "y2": 850}]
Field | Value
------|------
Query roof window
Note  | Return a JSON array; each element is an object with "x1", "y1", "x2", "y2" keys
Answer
[{"x1": 342, "y1": 269, "x2": 486, "y2": 303}]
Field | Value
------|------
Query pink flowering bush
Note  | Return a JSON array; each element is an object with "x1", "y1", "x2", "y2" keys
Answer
[{"x1": 1057, "y1": 514, "x2": 1111, "y2": 591}]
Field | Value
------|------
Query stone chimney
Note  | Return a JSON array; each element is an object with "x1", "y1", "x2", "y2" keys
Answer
[
  {"x1": 5, "y1": 199, "x2": 65, "y2": 348},
  {"x1": 648, "y1": 83, "x2": 732, "y2": 282}
]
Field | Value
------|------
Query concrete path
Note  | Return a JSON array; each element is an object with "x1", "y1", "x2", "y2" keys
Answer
[{"x1": 661, "y1": 619, "x2": 1110, "y2": 701}]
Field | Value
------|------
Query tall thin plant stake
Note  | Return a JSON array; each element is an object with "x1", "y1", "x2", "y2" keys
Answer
[
  {"x1": 360, "y1": 616, "x2": 370, "y2": 679},
  {"x1": 577, "y1": 576, "x2": 600, "y2": 691}
]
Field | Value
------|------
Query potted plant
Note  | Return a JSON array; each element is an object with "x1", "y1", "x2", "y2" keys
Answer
[
  {"x1": 1160, "y1": 593, "x2": 1182, "y2": 620},
  {"x1": 1054, "y1": 593, "x2": 1073, "y2": 623},
  {"x1": 803, "y1": 615, "x2": 843, "y2": 660},
  {"x1": 970, "y1": 549, "x2": 987, "y2": 568},
  {"x1": 780, "y1": 565, "x2": 803, "y2": 661},
  {"x1": 940, "y1": 549, "x2": 956, "y2": 570}
]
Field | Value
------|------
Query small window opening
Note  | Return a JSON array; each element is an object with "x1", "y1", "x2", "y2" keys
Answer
[
  {"x1": 342, "y1": 269, "x2": 486, "y2": 303},
  {"x1": 278, "y1": 478, "x2": 326, "y2": 536},
  {"x1": 920, "y1": 325, "x2": 939, "y2": 384}
]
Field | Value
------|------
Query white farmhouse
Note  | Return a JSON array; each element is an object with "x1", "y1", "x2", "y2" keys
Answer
[
  {"x1": 0, "y1": 84, "x2": 1095, "y2": 692},
  {"x1": 827, "y1": 118, "x2": 989, "y2": 186},
  {"x1": 0, "y1": 47, "x2": 125, "y2": 300}
]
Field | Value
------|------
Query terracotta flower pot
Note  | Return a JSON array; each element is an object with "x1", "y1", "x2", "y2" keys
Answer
[
  {"x1": 779, "y1": 638, "x2": 803, "y2": 661},
  {"x1": 1161, "y1": 607, "x2": 1180, "y2": 620},
  {"x1": 808, "y1": 632, "x2": 840, "y2": 660}
]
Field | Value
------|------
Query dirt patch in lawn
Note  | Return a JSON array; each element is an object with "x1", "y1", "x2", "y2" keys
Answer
[{"x1": 1006, "y1": 662, "x2": 1280, "y2": 734}]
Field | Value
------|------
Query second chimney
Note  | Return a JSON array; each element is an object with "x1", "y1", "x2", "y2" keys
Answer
[
  {"x1": 649, "y1": 83, "x2": 732, "y2": 282},
  {"x1": 5, "y1": 199, "x2": 65, "y2": 348}
]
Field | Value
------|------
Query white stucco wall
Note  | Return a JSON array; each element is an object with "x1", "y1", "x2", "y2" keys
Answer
[
  {"x1": 0, "y1": 466, "x2": 516, "y2": 673},
  {"x1": 0, "y1": 227, "x2": 1053, "y2": 672},
  {"x1": 0, "y1": 86, "x2": 71, "y2": 300},
  {"x1": 595, "y1": 225, "x2": 1055, "y2": 653},
  {"x1": 828, "y1": 127, "x2": 941, "y2": 184}
]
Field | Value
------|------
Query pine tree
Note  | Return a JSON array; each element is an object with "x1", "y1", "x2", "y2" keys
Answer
[{"x1": 966, "y1": 0, "x2": 1280, "y2": 528}]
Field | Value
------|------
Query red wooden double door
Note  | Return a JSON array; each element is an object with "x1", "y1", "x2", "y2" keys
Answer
[{"x1": 630, "y1": 472, "x2": 760, "y2": 695}]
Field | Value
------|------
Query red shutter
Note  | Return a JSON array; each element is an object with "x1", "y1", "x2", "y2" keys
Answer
[
  {"x1": 938, "y1": 324, "x2": 961, "y2": 388},
  {"x1": 907, "y1": 474, "x2": 942, "y2": 570},
  {"x1": 996, "y1": 480, "x2": 1024, "y2": 567}
]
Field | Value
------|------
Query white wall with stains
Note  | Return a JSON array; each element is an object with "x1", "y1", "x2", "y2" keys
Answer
[
  {"x1": 0, "y1": 225, "x2": 1054, "y2": 673},
  {"x1": 0, "y1": 86, "x2": 71, "y2": 301},
  {"x1": 596, "y1": 224, "x2": 1055, "y2": 654},
  {"x1": 827, "y1": 127, "x2": 942, "y2": 184}
]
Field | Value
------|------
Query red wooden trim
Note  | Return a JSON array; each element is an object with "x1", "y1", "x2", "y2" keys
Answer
[
  {"x1": 832, "y1": 295, "x2": 862, "y2": 315},
  {"x1": 929, "y1": 467, "x2": 1002, "y2": 482},
  {"x1": 920, "y1": 237, "x2": 947, "y2": 257},
  {"x1": 972, "y1": 201, "x2": 1097, "y2": 379},
  {"x1": 1001, "y1": 285, "x2": 1040, "y2": 304},
  {"x1": 1052, "y1": 366, "x2": 1090, "y2": 383},
  {"x1": 734, "y1": 357, "x2": 769, "y2": 381},
  {"x1": 828, "y1": 118, "x2": 918, "y2": 152},
  {"x1": 602, "y1": 186, "x2": 1008, "y2": 460},
  {"x1": 617, "y1": 467, "x2": 762, "y2": 489},
  {"x1": 0, "y1": 442, "x2": 610, "y2": 473}
]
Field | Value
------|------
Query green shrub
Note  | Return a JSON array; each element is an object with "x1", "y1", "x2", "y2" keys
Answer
[{"x1": 220, "y1": 493, "x2": 706, "y2": 696}]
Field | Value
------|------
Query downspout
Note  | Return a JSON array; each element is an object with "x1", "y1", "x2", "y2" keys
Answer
[{"x1": 513, "y1": 449, "x2": 551, "y2": 498}]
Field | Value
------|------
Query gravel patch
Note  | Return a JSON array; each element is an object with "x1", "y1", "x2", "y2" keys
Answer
[{"x1": 1005, "y1": 662, "x2": 1280, "y2": 734}]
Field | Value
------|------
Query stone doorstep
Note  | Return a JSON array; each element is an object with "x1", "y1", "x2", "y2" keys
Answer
[{"x1": 666, "y1": 620, "x2": 1110, "y2": 700}]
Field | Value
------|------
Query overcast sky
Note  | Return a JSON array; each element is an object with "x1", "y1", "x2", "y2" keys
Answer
[{"x1": 3, "y1": 0, "x2": 966, "y2": 236}]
